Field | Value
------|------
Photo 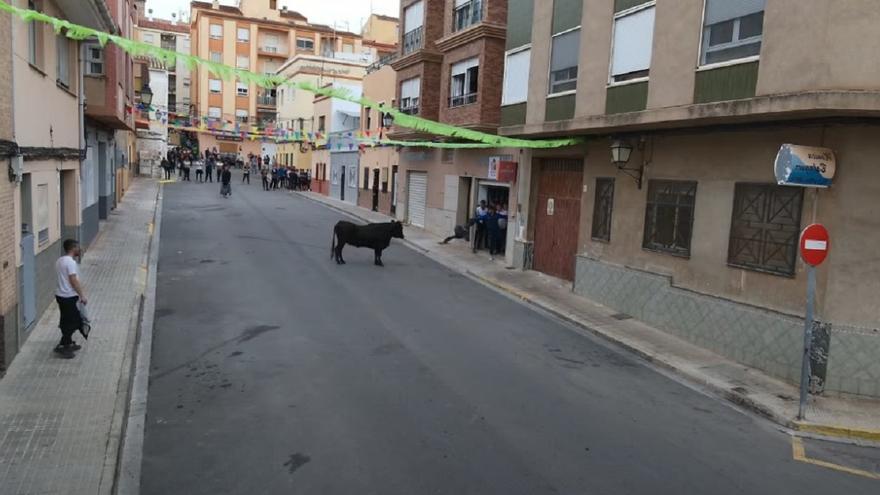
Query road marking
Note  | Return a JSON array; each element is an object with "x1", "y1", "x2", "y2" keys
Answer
[
  {"x1": 147, "y1": 222, "x2": 154, "y2": 235},
  {"x1": 791, "y1": 436, "x2": 880, "y2": 480}
]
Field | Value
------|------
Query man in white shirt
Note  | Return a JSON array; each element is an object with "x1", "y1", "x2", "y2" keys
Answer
[{"x1": 55, "y1": 239, "x2": 87, "y2": 359}]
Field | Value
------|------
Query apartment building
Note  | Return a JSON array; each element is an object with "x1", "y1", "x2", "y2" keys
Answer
[
  {"x1": 189, "y1": 0, "x2": 389, "y2": 158},
  {"x1": 275, "y1": 54, "x2": 368, "y2": 175},
  {"x1": 498, "y1": 0, "x2": 880, "y2": 398},
  {"x1": 310, "y1": 83, "x2": 363, "y2": 202},
  {"x1": 7, "y1": 0, "x2": 114, "y2": 367},
  {"x1": 390, "y1": 0, "x2": 518, "y2": 243},
  {"x1": 82, "y1": 0, "x2": 136, "y2": 246},
  {"x1": 136, "y1": 17, "x2": 192, "y2": 117},
  {"x1": 357, "y1": 62, "x2": 400, "y2": 216}
]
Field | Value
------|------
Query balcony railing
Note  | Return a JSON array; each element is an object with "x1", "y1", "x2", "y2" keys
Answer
[
  {"x1": 449, "y1": 92, "x2": 478, "y2": 108},
  {"x1": 453, "y1": 0, "x2": 483, "y2": 32},
  {"x1": 402, "y1": 26, "x2": 423, "y2": 55},
  {"x1": 400, "y1": 105, "x2": 419, "y2": 116},
  {"x1": 257, "y1": 94, "x2": 277, "y2": 106}
]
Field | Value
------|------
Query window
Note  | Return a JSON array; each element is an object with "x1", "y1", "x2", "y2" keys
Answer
[
  {"x1": 453, "y1": 0, "x2": 483, "y2": 32},
  {"x1": 237, "y1": 27, "x2": 250, "y2": 42},
  {"x1": 298, "y1": 118, "x2": 305, "y2": 131},
  {"x1": 549, "y1": 29, "x2": 580, "y2": 94},
  {"x1": 400, "y1": 77, "x2": 420, "y2": 115},
  {"x1": 364, "y1": 107, "x2": 372, "y2": 130},
  {"x1": 210, "y1": 51, "x2": 222, "y2": 63},
  {"x1": 643, "y1": 180, "x2": 697, "y2": 256},
  {"x1": 27, "y1": 0, "x2": 42, "y2": 67},
  {"x1": 142, "y1": 32, "x2": 155, "y2": 44},
  {"x1": 728, "y1": 183, "x2": 803, "y2": 276},
  {"x1": 236, "y1": 82, "x2": 249, "y2": 97},
  {"x1": 262, "y1": 33, "x2": 279, "y2": 52},
  {"x1": 235, "y1": 109, "x2": 249, "y2": 123},
  {"x1": 701, "y1": 0, "x2": 765, "y2": 65},
  {"x1": 363, "y1": 168, "x2": 371, "y2": 190},
  {"x1": 236, "y1": 55, "x2": 250, "y2": 69},
  {"x1": 269, "y1": 0, "x2": 277, "y2": 9},
  {"x1": 502, "y1": 48, "x2": 530, "y2": 105},
  {"x1": 591, "y1": 178, "x2": 615, "y2": 241},
  {"x1": 450, "y1": 57, "x2": 479, "y2": 107},
  {"x1": 441, "y1": 148, "x2": 454, "y2": 164},
  {"x1": 610, "y1": 4, "x2": 655, "y2": 83},
  {"x1": 56, "y1": 34, "x2": 70, "y2": 87},
  {"x1": 318, "y1": 116, "x2": 325, "y2": 132},
  {"x1": 35, "y1": 183, "x2": 49, "y2": 246},
  {"x1": 209, "y1": 79, "x2": 222, "y2": 93},
  {"x1": 210, "y1": 24, "x2": 223, "y2": 39},
  {"x1": 403, "y1": 1, "x2": 424, "y2": 54},
  {"x1": 208, "y1": 107, "x2": 222, "y2": 118},
  {"x1": 83, "y1": 42, "x2": 104, "y2": 76},
  {"x1": 342, "y1": 43, "x2": 354, "y2": 53},
  {"x1": 296, "y1": 37, "x2": 314, "y2": 51}
]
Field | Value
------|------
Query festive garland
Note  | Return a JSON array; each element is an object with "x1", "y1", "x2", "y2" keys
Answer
[{"x1": 0, "y1": 0, "x2": 583, "y2": 150}]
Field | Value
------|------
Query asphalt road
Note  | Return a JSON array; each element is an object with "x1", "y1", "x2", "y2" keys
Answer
[{"x1": 141, "y1": 175, "x2": 879, "y2": 494}]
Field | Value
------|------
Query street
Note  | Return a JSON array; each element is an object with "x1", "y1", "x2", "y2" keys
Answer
[{"x1": 141, "y1": 175, "x2": 878, "y2": 494}]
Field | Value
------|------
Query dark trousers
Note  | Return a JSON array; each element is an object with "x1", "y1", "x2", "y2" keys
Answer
[
  {"x1": 163, "y1": 168, "x2": 172, "y2": 180},
  {"x1": 55, "y1": 295, "x2": 80, "y2": 346},
  {"x1": 473, "y1": 225, "x2": 486, "y2": 252},
  {"x1": 205, "y1": 169, "x2": 214, "y2": 182},
  {"x1": 183, "y1": 168, "x2": 191, "y2": 181},
  {"x1": 262, "y1": 177, "x2": 269, "y2": 190},
  {"x1": 196, "y1": 170, "x2": 204, "y2": 181},
  {"x1": 487, "y1": 231, "x2": 501, "y2": 255},
  {"x1": 243, "y1": 172, "x2": 250, "y2": 184},
  {"x1": 177, "y1": 166, "x2": 183, "y2": 177},
  {"x1": 270, "y1": 178, "x2": 278, "y2": 190}
]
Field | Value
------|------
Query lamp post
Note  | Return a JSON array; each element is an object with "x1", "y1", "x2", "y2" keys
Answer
[
  {"x1": 140, "y1": 83, "x2": 154, "y2": 106},
  {"x1": 382, "y1": 112, "x2": 394, "y2": 129},
  {"x1": 610, "y1": 138, "x2": 645, "y2": 189}
]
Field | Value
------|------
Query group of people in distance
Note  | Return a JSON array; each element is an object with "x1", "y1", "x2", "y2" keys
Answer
[{"x1": 259, "y1": 162, "x2": 311, "y2": 192}]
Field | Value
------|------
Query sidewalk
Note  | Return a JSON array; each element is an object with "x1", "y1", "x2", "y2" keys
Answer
[
  {"x1": 298, "y1": 191, "x2": 880, "y2": 443},
  {"x1": 0, "y1": 179, "x2": 159, "y2": 495}
]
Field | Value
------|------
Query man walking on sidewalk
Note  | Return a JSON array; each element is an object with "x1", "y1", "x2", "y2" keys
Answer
[{"x1": 54, "y1": 239, "x2": 87, "y2": 359}]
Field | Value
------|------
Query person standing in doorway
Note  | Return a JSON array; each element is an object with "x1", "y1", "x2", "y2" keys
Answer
[
  {"x1": 472, "y1": 200, "x2": 488, "y2": 253},
  {"x1": 54, "y1": 239, "x2": 87, "y2": 359},
  {"x1": 485, "y1": 205, "x2": 502, "y2": 261},
  {"x1": 221, "y1": 165, "x2": 232, "y2": 198}
]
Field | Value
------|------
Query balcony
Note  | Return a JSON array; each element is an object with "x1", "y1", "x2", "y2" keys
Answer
[
  {"x1": 258, "y1": 45, "x2": 288, "y2": 58},
  {"x1": 257, "y1": 94, "x2": 277, "y2": 107},
  {"x1": 453, "y1": 0, "x2": 483, "y2": 32},
  {"x1": 402, "y1": 27, "x2": 423, "y2": 55},
  {"x1": 449, "y1": 92, "x2": 477, "y2": 108}
]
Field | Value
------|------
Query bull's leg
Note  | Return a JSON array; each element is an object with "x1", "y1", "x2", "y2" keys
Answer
[
  {"x1": 374, "y1": 249, "x2": 384, "y2": 267},
  {"x1": 336, "y1": 242, "x2": 347, "y2": 264}
]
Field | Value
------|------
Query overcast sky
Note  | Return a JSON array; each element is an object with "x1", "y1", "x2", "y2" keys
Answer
[{"x1": 145, "y1": 0, "x2": 400, "y2": 32}]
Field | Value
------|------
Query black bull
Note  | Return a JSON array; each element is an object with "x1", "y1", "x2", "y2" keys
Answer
[{"x1": 331, "y1": 220, "x2": 405, "y2": 266}]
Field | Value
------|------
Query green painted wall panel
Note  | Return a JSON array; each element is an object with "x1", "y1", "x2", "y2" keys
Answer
[
  {"x1": 614, "y1": 0, "x2": 652, "y2": 13},
  {"x1": 552, "y1": 0, "x2": 583, "y2": 34},
  {"x1": 501, "y1": 103, "x2": 527, "y2": 126},
  {"x1": 605, "y1": 81, "x2": 649, "y2": 114},
  {"x1": 506, "y1": 0, "x2": 534, "y2": 49},
  {"x1": 545, "y1": 94, "x2": 576, "y2": 122},
  {"x1": 694, "y1": 62, "x2": 760, "y2": 104}
]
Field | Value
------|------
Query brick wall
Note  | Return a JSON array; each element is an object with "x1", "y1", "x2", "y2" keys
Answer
[
  {"x1": 396, "y1": 61, "x2": 443, "y2": 123},
  {"x1": 0, "y1": 9, "x2": 16, "y2": 369},
  {"x1": 438, "y1": 37, "x2": 505, "y2": 127}
]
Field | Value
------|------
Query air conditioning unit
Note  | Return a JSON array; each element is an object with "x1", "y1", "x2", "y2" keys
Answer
[{"x1": 8, "y1": 154, "x2": 23, "y2": 183}]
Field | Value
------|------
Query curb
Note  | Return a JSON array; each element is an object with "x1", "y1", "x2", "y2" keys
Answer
[
  {"x1": 113, "y1": 181, "x2": 163, "y2": 495},
  {"x1": 793, "y1": 422, "x2": 880, "y2": 443},
  {"x1": 297, "y1": 192, "x2": 878, "y2": 444}
]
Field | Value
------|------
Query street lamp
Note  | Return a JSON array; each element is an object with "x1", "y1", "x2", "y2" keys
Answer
[
  {"x1": 382, "y1": 112, "x2": 394, "y2": 129},
  {"x1": 610, "y1": 137, "x2": 645, "y2": 189},
  {"x1": 140, "y1": 83, "x2": 154, "y2": 106}
]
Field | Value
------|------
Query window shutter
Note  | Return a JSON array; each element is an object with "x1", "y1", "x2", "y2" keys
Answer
[
  {"x1": 550, "y1": 29, "x2": 580, "y2": 72},
  {"x1": 502, "y1": 49, "x2": 530, "y2": 105},
  {"x1": 704, "y1": 0, "x2": 765, "y2": 25},
  {"x1": 404, "y1": 1, "x2": 424, "y2": 32},
  {"x1": 611, "y1": 7, "x2": 655, "y2": 77}
]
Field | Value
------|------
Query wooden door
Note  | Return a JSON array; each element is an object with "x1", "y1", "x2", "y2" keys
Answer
[{"x1": 533, "y1": 158, "x2": 583, "y2": 281}]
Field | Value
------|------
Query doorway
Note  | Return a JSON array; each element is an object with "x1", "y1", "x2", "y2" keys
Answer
[
  {"x1": 372, "y1": 168, "x2": 380, "y2": 211},
  {"x1": 390, "y1": 165, "x2": 399, "y2": 216},
  {"x1": 533, "y1": 158, "x2": 583, "y2": 281}
]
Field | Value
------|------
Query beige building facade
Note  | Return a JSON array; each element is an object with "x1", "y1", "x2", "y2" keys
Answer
[
  {"x1": 498, "y1": 0, "x2": 880, "y2": 397},
  {"x1": 357, "y1": 63, "x2": 400, "y2": 216},
  {"x1": 7, "y1": 0, "x2": 114, "y2": 367}
]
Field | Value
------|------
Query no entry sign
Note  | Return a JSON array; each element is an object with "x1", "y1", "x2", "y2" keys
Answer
[{"x1": 800, "y1": 224, "x2": 830, "y2": 267}]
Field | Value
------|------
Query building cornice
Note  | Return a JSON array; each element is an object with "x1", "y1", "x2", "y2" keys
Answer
[
  {"x1": 500, "y1": 91, "x2": 880, "y2": 138},
  {"x1": 391, "y1": 49, "x2": 443, "y2": 71},
  {"x1": 434, "y1": 23, "x2": 506, "y2": 53}
]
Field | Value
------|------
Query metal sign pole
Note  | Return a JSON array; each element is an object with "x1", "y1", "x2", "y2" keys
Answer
[{"x1": 797, "y1": 265, "x2": 817, "y2": 420}]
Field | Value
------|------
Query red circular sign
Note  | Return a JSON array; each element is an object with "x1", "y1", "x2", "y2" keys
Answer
[{"x1": 800, "y1": 224, "x2": 830, "y2": 266}]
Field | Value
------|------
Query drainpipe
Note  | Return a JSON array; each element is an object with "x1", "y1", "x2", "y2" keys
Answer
[{"x1": 78, "y1": 42, "x2": 86, "y2": 243}]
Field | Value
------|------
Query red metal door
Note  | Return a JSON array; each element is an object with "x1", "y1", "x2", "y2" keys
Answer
[{"x1": 533, "y1": 158, "x2": 583, "y2": 281}]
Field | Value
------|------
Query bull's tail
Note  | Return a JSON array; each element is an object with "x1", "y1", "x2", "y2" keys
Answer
[{"x1": 330, "y1": 226, "x2": 336, "y2": 260}]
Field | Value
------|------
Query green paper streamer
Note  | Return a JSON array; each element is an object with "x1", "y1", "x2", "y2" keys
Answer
[{"x1": 0, "y1": 0, "x2": 583, "y2": 149}]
